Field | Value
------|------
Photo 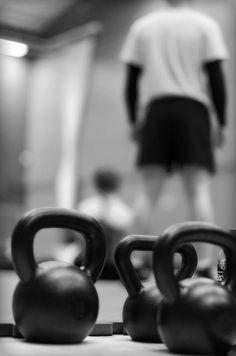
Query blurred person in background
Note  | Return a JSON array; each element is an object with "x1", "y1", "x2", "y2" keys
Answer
[
  {"x1": 77, "y1": 167, "x2": 134, "y2": 279},
  {"x1": 120, "y1": 0, "x2": 228, "y2": 277}
]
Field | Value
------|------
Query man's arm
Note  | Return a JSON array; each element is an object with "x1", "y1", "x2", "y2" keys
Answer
[
  {"x1": 204, "y1": 60, "x2": 227, "y2": 146},
  {"x1": 124, "y1": 63, "x2": 142, "y2": 126},
  {"x1": 205, "y1": 60, "x2": 227, "y2": 127}
]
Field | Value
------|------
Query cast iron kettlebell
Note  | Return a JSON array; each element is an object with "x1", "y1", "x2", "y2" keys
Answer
[
  {"x1": 114, "y1": 234, "x2": 197, "y2": 342},
  {"x1": 217, "y1": 229, "x2": 236, "y2": 283},
  {"x1": 11, "y1": 208, "x2": 106, "y2": 343},
  {"x1": 153, "y1": 221, "x2": 236, "y2": 355}
]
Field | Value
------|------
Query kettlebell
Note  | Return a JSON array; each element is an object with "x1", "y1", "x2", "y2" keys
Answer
[
  {"x1": 217, "y1": 229, "x2": 236, "y2": 283},
  {"x1": 114, "y1": 234, "x2": 197, "y2": 342},
  {"x1": 153, "y1": 221, "x2": 236, "y2": 355},
  {"x1": 11, "y1": 207, "x2": 106, "y2": 343}
]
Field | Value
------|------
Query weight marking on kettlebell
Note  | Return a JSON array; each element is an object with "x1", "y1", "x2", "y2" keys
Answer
[
  {"x1": 217, "y1": 273, "x2": 224, "y2": 282},
  {"x1": 217, "y1": 259, "x2": 227, "y2": 282},
  {"x1": 218, "y1": 259, "x2": 226, "y2": 270}
]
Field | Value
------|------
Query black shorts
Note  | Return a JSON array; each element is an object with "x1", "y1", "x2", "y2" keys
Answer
[{"x1": 137, "y1": 97, "x2": 215, "y2": 173}]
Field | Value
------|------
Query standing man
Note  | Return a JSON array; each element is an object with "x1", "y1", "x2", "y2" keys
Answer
[{"x1": 120, "y1": 0, "x2": 228, "y2": 275}]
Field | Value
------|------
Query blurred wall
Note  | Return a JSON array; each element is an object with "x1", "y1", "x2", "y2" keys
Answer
[
  {"x1": 0, "y1": 56, "x2": 29, "y2": 238},
  {"x1": 0, "y1": 36, "x2": 98, "y2": 258}
]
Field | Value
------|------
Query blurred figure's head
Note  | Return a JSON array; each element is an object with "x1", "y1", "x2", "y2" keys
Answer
[{"x1": 93, "y1": 168, "x2": 122, "y2": 194}]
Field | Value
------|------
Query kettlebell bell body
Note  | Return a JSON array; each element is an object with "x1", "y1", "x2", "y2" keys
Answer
[
  {"x1": 122, "y1": 283, "x2": 164, "y2": 342},
  {"x1": 115, "y1": 235, "x2": 197, "y2": 342},
  {"x1": 11, "y1": 208, "x2": 106, "y2": 343},
  {"x1": 154, "y1": 222, "x2": 236, "y2": 355}
]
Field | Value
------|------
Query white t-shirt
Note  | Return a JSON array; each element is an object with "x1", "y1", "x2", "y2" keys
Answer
[
  {"x1": 120, "y1": 6, "x2": 228, "y2": 107},
  {"x1": 78, "y1": 194, "x2": 134, "y2": 262},
  {"x1": 77, "y1": 194, "x2": 134, "y2": 231}
]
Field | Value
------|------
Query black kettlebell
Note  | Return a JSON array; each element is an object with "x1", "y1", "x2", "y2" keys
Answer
[
  {"x1": 217, "y1": 229, "x2": 236, "y2": 283},
  {"x1": 114, "y1": 234, "x2": 197, "y2": 342},
  {"x1": 11, "y1": 208, "x2": 106, "y2": 343},
  {"x1": 153, "y1": 221, "x2": 236, "y2": 355}
]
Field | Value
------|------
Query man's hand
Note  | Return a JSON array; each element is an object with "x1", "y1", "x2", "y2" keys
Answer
[
  {"x1": 130, "y1": 123, "x2": 143, "y2": 142},
  {"x1": 212, "y1": 126, "x2": 226, "y2": 148}
]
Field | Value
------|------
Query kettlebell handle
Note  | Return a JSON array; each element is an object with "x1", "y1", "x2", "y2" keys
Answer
[
  {"x1": 115, "y1": 235, "x2": 197, "y2": 296},
  {"x1": 153, "y1": 221, "x2": 236, "y2": 304},
  {"x1": 11, "y1": 208, "x2": 106, "y2": 283}
]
